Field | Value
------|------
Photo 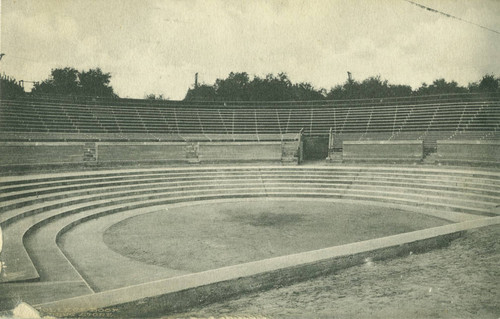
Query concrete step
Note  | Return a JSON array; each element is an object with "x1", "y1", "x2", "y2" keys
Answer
[
  {"x1": 2, "y1": 191, "x2": 272, "y2": 283},
  {"x1": 3, "y1": 174, "x2": 498, "y2": 220},
  {"x1": 423, "y1": 152, "x2": 439, "y2": 164},
  {"x1": 3, "y1": 171, "x2": 499, "y2": 220},
  {"x1": 2, "y1": 165, "x2": 499, "y2": 188},
  {"x1": 3, "y1": 168, "x2": 499, "y2": 199},
  {"x1": 326, "y1": 152, "x2": 343, "y2": 163},
  {"x1": 3, "y1": 182, "x2": 496, "y2": 284}
]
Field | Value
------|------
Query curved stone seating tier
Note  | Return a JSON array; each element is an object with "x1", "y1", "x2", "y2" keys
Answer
[
  {"x1": 0, "y1": 132, "x2": 300, "y2": 143},
  {"x1": 0, "y1": 166, "x2": 498, "y2": 289},
  {"x1": 2, "y1": 168, "x2": 499, "y2": 210},
  {"x1": 1, "y1": 94, "x2": 499, "y2": 141},
  {"x1": 13, "y1": 91, "x2": 496, "y2": 106}
]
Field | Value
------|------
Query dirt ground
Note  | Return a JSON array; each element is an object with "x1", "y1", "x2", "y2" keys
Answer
[
  {"x1": 166, "y1": 224, "x2": 500, "y2": 319},
  {"x1": 103, "y1": 200, "x2": 448, "y2": 272}
]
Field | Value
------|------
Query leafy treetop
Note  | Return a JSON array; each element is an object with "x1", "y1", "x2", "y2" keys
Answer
[{"x1": 32, "y1": 67, "x2": 116, "y2": 97}]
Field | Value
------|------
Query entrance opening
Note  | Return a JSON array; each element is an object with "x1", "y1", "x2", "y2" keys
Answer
[{"x1": 302, "y1": 135, "x2": 329, "y2": 160}]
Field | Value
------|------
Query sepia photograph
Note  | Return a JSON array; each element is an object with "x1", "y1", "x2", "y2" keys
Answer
[{"x1": 0, "y1": 0, "x2": 499, "y2": 318}]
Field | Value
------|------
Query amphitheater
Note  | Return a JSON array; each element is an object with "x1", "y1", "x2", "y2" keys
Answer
[{"x1": 0, "y1": 93, "x2": 499, "y2": 317}]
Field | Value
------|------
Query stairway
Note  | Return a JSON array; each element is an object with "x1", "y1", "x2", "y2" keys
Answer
[{"x1": 83, "y1": 143, "x2": 97, "y2": 162}]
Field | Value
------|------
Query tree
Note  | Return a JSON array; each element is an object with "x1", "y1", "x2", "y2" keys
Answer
[
  {"x1": 469, "y1": 74, "x2": 499, "y2": 93},
  {"x1": 32, "y1": 67, "x2": 116, "y2": 97},
  {"x1": 248, "y1": 73, "x2": 294, "y2": 101},
  {"x1": 415, "y1": 78, "x2": 468, "y2": 95},
  {"x1": 32, "y1": 67, "x2": 79, "y2": 95},
  {"x1": 291, "y1": 82, "x2": 326, "y2": 100},
  {"x1": 326, "y1": 78, "x2": 361, "y2": 100},
  {"x1": 184, "y1": 84, "x2": 217, "y2": 101},
  {"x1": 327, "y1": 75, "x2": 413, "y2": 100},
  {"x1": 145, "y1": 93, "x2": 168, "y2": 100},
  {"x1": 78, "y1": 68, "x2": 115, "y2": 97},
  {"x1": 0, "y1": 75, "x2": 25, "y2": 99},
  {"x1": 214, "y1": 72, "x2": 251, "y2": 101},
  {"x1": 388, "y1": 84, "x2": 413, "y2": 97}
]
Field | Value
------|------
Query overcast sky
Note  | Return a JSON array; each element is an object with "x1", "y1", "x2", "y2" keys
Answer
[{"x1": 1, "y1": 0, "x2": 499, "y2": 99}]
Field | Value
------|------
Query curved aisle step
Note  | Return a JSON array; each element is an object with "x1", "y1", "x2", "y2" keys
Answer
[
  {"x1": 1, "y1": 190, "x2": 268, "y2": 283},
  {"x1": 2, "y1": 173, "x2": 498, "y2": 219},
  {"x1": 1, "y1": 177, "x2": 499, "y2": 226},
  {"x1": 1, "y1": 165, "x2": 499, "y2": 190},
  {"x1": 0, "y1": 172, "x2": 268, "y2": 206},
  {"x1": 0, "y1": 281, "x2": 92, "y2": 310},
  {"x1": 1, "y1": 167, "x2": 499, "y2": 220},
  {"x1": 0, "y1": 179, "x2": 269, "y2": 225},
  {"x1": 26, "y1": 205, "x2": 191, "y2": 292},
  {"x1": 0, "y1": 236, "x2": 39, "y2": 283}
]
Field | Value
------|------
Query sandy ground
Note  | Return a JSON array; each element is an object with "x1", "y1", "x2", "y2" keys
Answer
[
  {"x1": 103, "y1": 200, "x2": 448, "y2": 272},
  {"x1": 165, "y1": 224, "x2": 500, "y2": 319}
]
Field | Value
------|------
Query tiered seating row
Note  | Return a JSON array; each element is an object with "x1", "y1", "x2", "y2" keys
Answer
[
  {"x1": 1, "y1": 94, "x2": 499, "y2": 145},
  {"x1": 0, "y1": 166, "x2": 498, "y2": 287},
  {"x1": 21, "y1": 92, "x2": 498, "y2": 108}
]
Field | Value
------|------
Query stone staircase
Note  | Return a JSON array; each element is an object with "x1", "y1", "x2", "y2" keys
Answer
[
  {"x1": 422, "y1": 151, "x2": 438, "y2": 165},
  {"x1": 281, "y1": 141, "x2": 301, "y2": 164},
  {"x1": 83, "y1": 143, "x2": 97, "y2": 162},
  {"x1": 326, "y1": 151, "x2": 343, "y2": 163}
]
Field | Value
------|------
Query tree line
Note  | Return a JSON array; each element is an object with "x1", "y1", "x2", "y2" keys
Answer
[
  {"x1": 0, "y1": 67, "x2": 116, "y2": 99},
  {"x1": 0, "y1": 75, "x2": 26, "y2": 99},
  {"x1": 185, "y1": 72, "x2": 500, "y2": 101},
  {"x1": 1, "y1": 67, "x2": 499, "y2": 101},
  {"x1": 32, "y1": 67, "x2": 116, "y2": 97}
]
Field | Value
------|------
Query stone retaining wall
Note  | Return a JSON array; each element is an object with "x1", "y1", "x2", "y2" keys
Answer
[
  {"x1": 437, "y1": 140, "x2": 500, "y2": 165},
  {"x1": 342, "y1": 140, "x2": 423, "y2": 163},
  {"x1": 0, "y1": 141, "x2": 300, "y2": 167}
]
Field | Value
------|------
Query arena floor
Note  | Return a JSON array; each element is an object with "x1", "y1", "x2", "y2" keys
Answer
[{"x1": 57, "y1": 199, "x2": 448, "y2": 292}]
